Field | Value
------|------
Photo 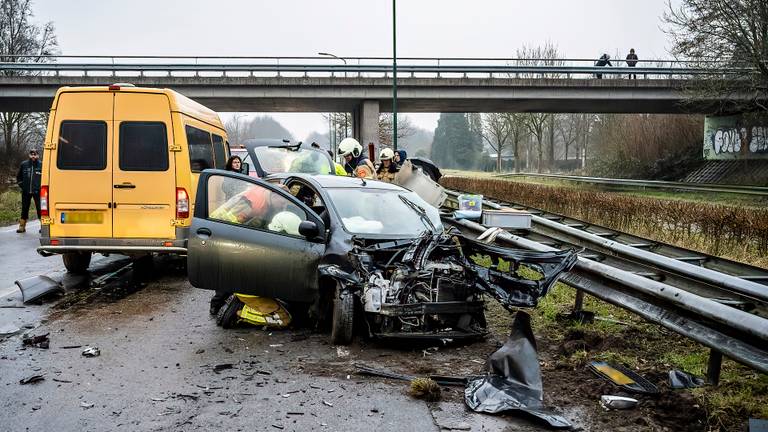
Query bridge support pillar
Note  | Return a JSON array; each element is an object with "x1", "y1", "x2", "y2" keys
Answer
[{"x1": 353, "y1": 100, "x2": 380, "y2": 160}]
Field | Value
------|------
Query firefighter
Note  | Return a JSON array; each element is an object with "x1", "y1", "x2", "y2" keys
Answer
[
  {"x1": 376, "y1": 148, "x2": 399, "y2": 183},
  {"x1": 338, "y1": 137, "x2": 375, "y2": 179}
]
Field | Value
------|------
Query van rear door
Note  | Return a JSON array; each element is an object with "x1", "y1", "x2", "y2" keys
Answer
[
  {"x1": 112, "y1": 92, "x2": 176, "y2": 239},
  {"x1": 48, "y1": 92, "x2": 114, "y2": 238}
]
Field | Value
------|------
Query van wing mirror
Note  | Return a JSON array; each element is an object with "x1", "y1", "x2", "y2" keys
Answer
[{"x1": 241, "y1": 162, "x2": 251, "y2": 175}]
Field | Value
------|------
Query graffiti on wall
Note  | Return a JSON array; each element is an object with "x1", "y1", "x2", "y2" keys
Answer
[{"x1": 704, "y1": 115, "x2": 768, "y2": 160}]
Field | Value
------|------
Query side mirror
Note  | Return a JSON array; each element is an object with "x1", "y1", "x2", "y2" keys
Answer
[
  {"x1": 298, "y1": 220, "x2": 321, "y2": 240},
  {"x1": 241, "y1": 162, "x2": 251, "y2": 175}
]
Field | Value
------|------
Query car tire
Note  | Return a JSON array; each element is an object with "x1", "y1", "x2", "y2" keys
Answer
[
  {"x1": 217, "y1": 294, "x2": 243, "y2": 329},
  {"x1": 62, "y1": 252, "x2": 91, "y2": 274},
  {"x1": 330, "y1": 284, "x2": 354, "y2": 345}
]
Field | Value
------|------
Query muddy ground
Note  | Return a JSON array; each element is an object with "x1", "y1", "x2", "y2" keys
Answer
[{"x1": 0, "y1": 252, "x2": 715, "y2": 432}]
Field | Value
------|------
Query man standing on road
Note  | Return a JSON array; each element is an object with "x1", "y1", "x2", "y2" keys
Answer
[
  {"x1": 626, "y1": 48, "x2": 638, "y2": 79},
  {"x1": 15, "y1": 149, "x2": 42, "y2": 234}
]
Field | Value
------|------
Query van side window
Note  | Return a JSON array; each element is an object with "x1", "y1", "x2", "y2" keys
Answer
[
  {"x1": 186, "y1": 125, "x2": 213, "y2": 172},
  {"x1": 212, "y1": 134, "x2": 227, "y2": 169},
  {"x1": 57, "y1": 121, "x2": 107, "y2": 170},
  {"x1": 119, "y1": 122, "x2": 169, "y2": 171}
]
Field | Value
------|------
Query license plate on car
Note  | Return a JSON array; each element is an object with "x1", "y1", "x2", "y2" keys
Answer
[{"x1": 60, "y1": 211, "x2": 104, "y2": 224}]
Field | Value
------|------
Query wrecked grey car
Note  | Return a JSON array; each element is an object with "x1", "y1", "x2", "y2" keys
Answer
[{"x1": 187, "y1": 171, "x2": 576, "y2": 344}]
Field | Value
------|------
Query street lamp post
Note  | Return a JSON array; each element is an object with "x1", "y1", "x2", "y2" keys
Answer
[
  {"x1": 392, "y1": 0, "x2": 398, "y2": 152},
  {"x1": 318, "y1": 52, "x2": 347, "y2": 78}
]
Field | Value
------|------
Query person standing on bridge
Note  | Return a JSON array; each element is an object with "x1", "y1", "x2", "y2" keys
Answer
[
  {"x1": 15, "y1": 148, "x2": 42, "y2": 234},
  {"x1": 594, "y1": 54, "x2": 612, "y2": 79},
  {"x1": 626, "y1": 49, "x2": 638, "y2": 79}
]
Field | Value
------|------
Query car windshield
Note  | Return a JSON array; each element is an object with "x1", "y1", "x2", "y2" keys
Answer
[
  {"x1": 326, "y1": 187, "x2": 443, "y2": 236},
  {"x1": 252, "y1": 147, "x2": 332, "y2": 175}
]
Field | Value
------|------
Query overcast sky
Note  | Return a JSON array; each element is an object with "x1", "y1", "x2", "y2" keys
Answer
[{"x1": 34, "y1": 0, "x2": 679, "y2": 140}]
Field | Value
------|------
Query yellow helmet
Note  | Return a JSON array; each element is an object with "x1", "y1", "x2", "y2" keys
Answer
[{"x1": 379, "y1": 148, "x2": 395, "y2": 160}]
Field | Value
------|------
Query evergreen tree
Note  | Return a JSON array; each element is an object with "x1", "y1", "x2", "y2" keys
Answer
[{"x1": 430, "y1": 113, "x2": 478, "y2": 169}]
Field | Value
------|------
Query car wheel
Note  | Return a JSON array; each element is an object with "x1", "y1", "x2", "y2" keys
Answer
[
  {"x1": 330, "y1": 284, "x2": 354, "y2": 345},
  {"x1": 217, "y1": 294, "x2": 243, "y2": 329},
  {"x1": 62, "y1": 252, "x2": 91, "y2": 274}
]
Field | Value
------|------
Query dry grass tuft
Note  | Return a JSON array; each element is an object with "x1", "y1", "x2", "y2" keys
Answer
[
  {"x1": 408, "y1": 377, "x2": 442, "y2": 402},
  {"x1": 441, "y1": 176, "x2": 768, "y2": 269}
]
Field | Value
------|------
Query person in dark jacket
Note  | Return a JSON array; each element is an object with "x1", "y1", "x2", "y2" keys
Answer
[
  {"x1": 626, "y1": 48, "x2": 638, "y2": 79},
  {"x1": 394, "y1": 149, "x2": 408, "y2": 167},
  {"x1": 15, "y1": 149, "x2": 42, "y2": 233},
  {"x1": 594, "y1": 54, "x2": 612, "y2": 79}
]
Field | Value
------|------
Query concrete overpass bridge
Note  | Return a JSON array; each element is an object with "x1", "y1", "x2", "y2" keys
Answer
[{"x1": 0, "y1": 55, "x2": 757, "y2": 146}]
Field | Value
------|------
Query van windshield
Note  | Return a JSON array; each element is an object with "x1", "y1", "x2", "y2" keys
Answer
[{"x1": 252, "y1": 147, "x2": 332, "y2": 175}]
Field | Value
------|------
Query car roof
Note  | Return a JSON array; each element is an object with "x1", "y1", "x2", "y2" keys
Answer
[
  {"x1": 243, "y1": 138, "x2": 295, "y2": 148},
  {"x1": 286, "y1": 174, "x2": 407, "y2": 191}
]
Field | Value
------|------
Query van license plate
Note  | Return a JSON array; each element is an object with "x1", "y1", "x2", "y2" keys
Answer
[{"x1": 60, "y1": 212, "x2": 104, "y2": 224}]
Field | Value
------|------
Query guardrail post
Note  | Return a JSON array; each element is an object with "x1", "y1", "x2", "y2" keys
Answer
[
  {"x1": 574, "y1": 289, "x2": 585, "y2": 311},
  {"x1": 707, "y1": 349, "x2": 723, "y2": 386}
]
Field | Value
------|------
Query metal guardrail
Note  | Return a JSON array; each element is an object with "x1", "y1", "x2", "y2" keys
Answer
[
  {"x1": 443, "y1": 189, "x2": 768, "y2": 381},
  {"x1": 0, "y1": 55, "x2": 752, "y2": 80},
  {"x1": 496, "y1": 173, "x2": 768, "y2": 197}
]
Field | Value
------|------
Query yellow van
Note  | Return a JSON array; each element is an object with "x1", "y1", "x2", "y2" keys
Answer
[{"x1": 38, "y1": 84, "x2": 229, "y2": 273}]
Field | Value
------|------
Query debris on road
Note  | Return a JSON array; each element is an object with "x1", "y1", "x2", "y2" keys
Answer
[
  {"x1": 0, "y1": 323, "x2": 21, "y2": 336},
  {"x1": 80, "y1": 402, "x2": 95, "y2": 409},
  {"x1": 22, "y1": 333, "x2": 50, "y2": 349},
  {"x1": 355, "y1": 364, "x2": 467, "y2": 386},
  {"x1": 409, "y1": 377, "x2": 441, "y2": 402},
  {"x1": 464, "y1": 312, "x2": 572, "y2": 429},
  {"x1": 60, "y1": 345, "x2": 82, "y2": 349},
  {"x1": 15, "y1": 275, "x2": 64, "y2": 304},
  {"x1": 213, "y1": 363, "x2": 234, "y2": 372},
  {"x1": 19, "y1": 374, "x2": 45, "y2": 385},
  {"x1": 600, "y1": 395, "x2": 638, "y2": 410},
  {"x1": 668, "y1": 369, "x2": 705, "y2": 389},
  {"x1": 82, "y1": 346, "x2": 101, "y2": 357},
  {"x1": 322, "y1": 400, "x2": 333, "y2": 407},
  {"x1": 336, "y1": 346, "x2": 349, "y2": 358},
  {"x1": 588, "y1": 361, "x2": 659, "y2": 394}
]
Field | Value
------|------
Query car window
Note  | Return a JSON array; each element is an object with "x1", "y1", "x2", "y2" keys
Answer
[
  {"x1": 326, "y1": 188, "x2": 442, "y2": 236},
  {"x1": 186, "y1": 125, "x2": 213, "y2": 172},
  {"x1": 57, "y1": 121, "x2": 107, "y2": 170},
  {"x1": 206, "y1": 175, "x2": 309, "y2": 236},
  {"x1": 119, "y1": 122, "x2": 168, "y2": 171},
  {"x1": 212, "y1": 134, "x2": 227, "y2": 169}
]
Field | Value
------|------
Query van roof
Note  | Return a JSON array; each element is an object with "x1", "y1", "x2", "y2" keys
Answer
[{"x1": 52, "y1": 86, "x2": 225, "y2": 130}]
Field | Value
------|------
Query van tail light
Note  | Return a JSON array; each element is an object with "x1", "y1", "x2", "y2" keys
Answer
[
  {"x1": 40, "y1": 186, "x2": 49, "y2": 217},
  {"x1": 176, "y1": 188, "x2": 189, "y2": 219}
]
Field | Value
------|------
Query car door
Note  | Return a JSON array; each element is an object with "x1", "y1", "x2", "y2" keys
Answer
[{"x1": 187, "y1": 170, "x2": 326, "y2": 303}]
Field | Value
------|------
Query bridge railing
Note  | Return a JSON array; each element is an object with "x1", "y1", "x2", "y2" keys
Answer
[{"x1": 0, "y1": 55, "x2": 747, "y2": 80}]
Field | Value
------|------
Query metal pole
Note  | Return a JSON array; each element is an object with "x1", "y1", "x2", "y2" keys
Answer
[{"x1": 392, "y1": 0, "x2": 398, "y2": 152}]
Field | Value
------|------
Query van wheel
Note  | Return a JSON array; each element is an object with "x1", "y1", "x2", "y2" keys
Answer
[
  {"x1": 330, "y1": 284, "x2": 354, "y2": 345},
  {"x1": 62, "y1": 252, "x2": 92, "y2": 274}
]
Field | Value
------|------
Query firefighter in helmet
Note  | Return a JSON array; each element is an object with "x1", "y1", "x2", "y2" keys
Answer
[
  {"x1": 338, "y1": 137, "x2": 375, "y2": 179},
  {"x1": 376, "y1": 148, "x2": 399, "y2": 183}
]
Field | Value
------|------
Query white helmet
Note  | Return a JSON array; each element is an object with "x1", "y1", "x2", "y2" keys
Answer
[
  {"x1": 379, "y1": 148, "x2": 395, "y2": 160},
  {"x1": 268, "y1": 211, "x2": 302, "y2": 236},
  {"x1": 338, "y1": 137, "x2": 363, "y2": 158}
]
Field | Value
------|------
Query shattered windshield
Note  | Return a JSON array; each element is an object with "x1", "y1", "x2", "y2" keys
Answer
[
  {"x1": 326, "y1": 188, "x2": 443, "y2": 236},
  {"x1": 252, "y1": 147, "x2": 332, "y2": 175}
]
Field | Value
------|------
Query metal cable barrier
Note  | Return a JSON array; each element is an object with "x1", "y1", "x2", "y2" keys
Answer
[
  {"x1": 443, "y1": 190, "x2": 768, "y2": 382},
  {"x1": 495, "y1": 173, "x2": 768, "y2": 197}
]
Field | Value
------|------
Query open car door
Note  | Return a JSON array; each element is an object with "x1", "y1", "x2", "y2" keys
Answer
[{"x1": 187, "y1": 169, "x2": 327, "y2": 303}]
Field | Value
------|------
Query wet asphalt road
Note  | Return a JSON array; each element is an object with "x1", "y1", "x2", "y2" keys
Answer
[{"x1": 0, "y1": 227, "x2": 559, "y2": 431}]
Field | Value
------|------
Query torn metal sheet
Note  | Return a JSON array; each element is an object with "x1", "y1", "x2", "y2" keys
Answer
[
  {"x1": 355, "y1": 364, "x2": 467, "y2": 386},
  {"x1": 600, "y1": 395, "x2": 638, "y2": 410},
  {"x1": 15, "y1": 275, "x2": 64, "y2": 304},
  {"x1": 668, "y1": 369, "x2": 705, "y2": 389},
  {"x1": 464, "y1": 312, "x2": 572, "y2": 429}
]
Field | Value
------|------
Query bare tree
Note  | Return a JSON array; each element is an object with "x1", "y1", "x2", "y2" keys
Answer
[
  {"x1": 0, "y1": 0, "x2": 58, "y2": 182},
  {"x1": 504, "y1": 113, "x2": 528, "y2": 173},
  {"x1": 557, "y1": 114, "x2": 582, "y2": 160},
  {"x1": 378, "y1": 113, "x2": 414, "y2": 148},
  {"x1": 515, "y1": 42, "x2": 564, "y2": 172},
  {"x1": 224, "y1": 114, "x2": 247, "y2": 144},
  {"x1": 481, "y1": 113, "x2": 511, "y2": 172},
  {"x1": 664, "y1": 0, "x2": 768, "y2": 113}
]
